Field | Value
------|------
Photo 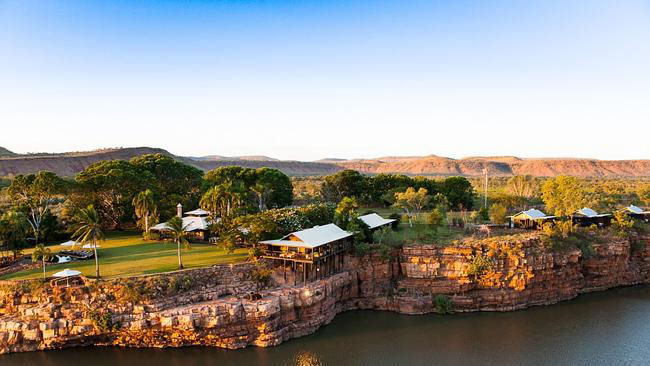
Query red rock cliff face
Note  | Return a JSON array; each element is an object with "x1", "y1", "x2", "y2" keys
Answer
[{"x1": 1, "y1": 235, "x2": 649, "y2": 354}]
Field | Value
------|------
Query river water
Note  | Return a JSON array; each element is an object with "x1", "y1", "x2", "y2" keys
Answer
[{"x1": 3, "y1": 286, "x2": 650, "y2": 366}]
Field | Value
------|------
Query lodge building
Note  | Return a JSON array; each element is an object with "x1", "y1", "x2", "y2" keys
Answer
[{"x1": 259, "y1": 224, "x2": 353, "y2": 284}]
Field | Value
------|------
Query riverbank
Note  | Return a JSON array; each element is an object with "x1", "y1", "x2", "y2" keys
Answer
[
  {"x1": 5, "y1": 286, "x2": 650, "y2": 366},
  {"x1": 1, "y1": 232, "x2": 649, "y2": 354}
]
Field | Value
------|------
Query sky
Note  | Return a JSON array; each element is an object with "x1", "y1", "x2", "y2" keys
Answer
[{"x1": 1, "y1": 0, "x2": 649, "y2": 161}]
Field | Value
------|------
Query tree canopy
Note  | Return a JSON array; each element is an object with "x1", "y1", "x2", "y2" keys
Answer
[{"x1": 541, "y1": 175, "x2": 587, "y2": 217}]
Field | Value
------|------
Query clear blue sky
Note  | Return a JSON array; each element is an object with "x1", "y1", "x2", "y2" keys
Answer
[{"x1": 1, "y1": 0, "x2": 649, "y2": 160}]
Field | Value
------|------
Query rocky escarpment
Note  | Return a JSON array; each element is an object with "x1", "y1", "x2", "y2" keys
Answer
[{"x1": 0, "y1": 234, "x2": 649, "y2": 354}]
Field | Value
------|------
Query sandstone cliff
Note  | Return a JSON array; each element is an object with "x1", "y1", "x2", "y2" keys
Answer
[{"x1": 0, "y1": 234, "x2": 649, "y2": 354}]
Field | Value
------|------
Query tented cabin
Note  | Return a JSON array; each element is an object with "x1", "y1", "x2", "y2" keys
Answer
[
  {"x1": 572, "y1": 208, "x2": 612, "y2": 227},
  {"x1": 509, "y1": 209, "x2": 556, "y2": 230},
  {"x1": 259, "y1": 224, "x2": 353, "y2": 284},
  {"x1": 359, "y1": 213, "x2": 396, "y2": 231},
  {"x1": 620, "y1": 205, "x2": 650, "y2": 223},
  {"x1": 150, "y1": 204, "x2": 215, "y2": 241}
]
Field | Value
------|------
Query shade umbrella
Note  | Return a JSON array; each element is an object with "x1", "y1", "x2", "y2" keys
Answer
[
  {"x1": 52, "y1": 268, "x2": 82, "y2": 287},
  {"x1": 53, "y1": 269, "x2": 81, "y2": 277},
  {"x1": 82, "y1": 243, "x2": 101, "y2": 249},
  {"x1": 60, "y1": 240, "x2": 77, "y2": 247}
]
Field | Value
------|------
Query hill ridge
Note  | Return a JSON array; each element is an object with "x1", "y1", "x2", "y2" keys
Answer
[{"x1": 0, "y1": 147, "x2": 649, "y2": 177}]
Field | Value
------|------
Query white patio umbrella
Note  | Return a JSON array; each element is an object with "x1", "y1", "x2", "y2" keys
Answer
[
  {"x1": 82, "y1": 243, "x2": 101, "y2": 249},
  {"x1": 60, "y1": 240, "x2": 77, "y2": 247},
  {"x1": 52, "y1": 268, "x2": 82, "y2": 287},
  {"x1": 53, "y1": 269, "x2": 81, "y2": 277}
]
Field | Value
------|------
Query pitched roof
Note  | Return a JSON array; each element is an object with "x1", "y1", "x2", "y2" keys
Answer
[
  {"x1": 185, "y1": 208, "x2": 210, "y2": 217},
  {"x1": 625, "y1": 205, "x2": 648, "y2": 214},
  {"x1": 574, "y1": 207, "x2": 611, "y2": 218},
  {"x1": 151, "y1": 216, "x2": 214, "y2": 232},
  {"x1": 512, "y1": 209, "x2": 555, "y2": 220},
  {"x1": 359, "y1": 213, "x2": 396, "y2": 229},
  {"x1": 260, "y1": 223, "x2": 352, "y2": 249}
]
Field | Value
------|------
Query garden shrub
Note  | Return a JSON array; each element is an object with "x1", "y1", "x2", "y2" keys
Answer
[
  {"x1": 435, "y1": 294, "x2": 452, "y2": 314},
  {"x1": 466, "y1": 254, "x2": 494, "y2": 279},
  {"x1": 89, "y1": 310, "x2": 119, "y2": 332},
  {"x1": 142, "y1": 231, "x2": 160, "y2": 241}
]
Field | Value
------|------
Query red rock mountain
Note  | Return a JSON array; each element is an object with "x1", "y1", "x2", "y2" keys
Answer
[{"x1": 0, "y1": 147, "x2": 648, "y2": 177}]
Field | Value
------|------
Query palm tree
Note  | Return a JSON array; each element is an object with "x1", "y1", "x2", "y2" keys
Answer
[
  {"x1": 31, "y1": 244, "x2": 52, "y2": 280},
  {"x1": 72, "y1": 205, "x2": 105, "y2": 278},
  {"x1": 200, "y1": 180, "x2": 246, "y2": 222},
  {"x1": 133, "y1": 189, "x2": 156, "y2": 233},
  {"x1": 168, "y1": 216, "x2": 191, "y2": 270},
  {"x1": 251, "y1": 182, "x2": 273, "y2": 212}
]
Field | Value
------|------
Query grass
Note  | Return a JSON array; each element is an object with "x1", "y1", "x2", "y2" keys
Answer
[
  {"x1": 392, "y1": 224, "x2": 465, "y2": 246},
  {"x1": 2, "y1": 232, "x2": 248, "y2": 280}
]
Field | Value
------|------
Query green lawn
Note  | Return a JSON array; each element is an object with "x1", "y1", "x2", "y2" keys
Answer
[{"x1": 2, "y1": 232, "x2": 248, "y2": 280}]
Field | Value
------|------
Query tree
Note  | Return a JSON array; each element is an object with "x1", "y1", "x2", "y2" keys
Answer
[
  {"x1": 506, "y1": 175, "x2": 539, "y2": 199},
  {"x1": 541, "y1": 176, "x2": 587, "y2": 217},
  {"x1": 335, "y1": 197, "x2": 359, "y2": 228},
  {"x1": 131, "y1": 154, "x2": 203, "y2": 219},
  {"x1": 31, "y1": 244, "x2": 52, "y2": 280},
  {"x1": 489, "y1": 204, "x2": 508, "y2": 224},
  {"x1": 72, "y1": 205, "x2": 105, "y2": 278},
  {"x1": 167, "y1": 216, "x2": 190, "y2": 269},
  {"x1": 75, "y1": 160, "x2": 152, "y2": 229},
  {"x1": 7, "y1": 171, "x2": 66, "y2": 244},
  {"x1": 255, "y1": 168, "x2": 293, "y2": 209},
  {"x1": 440, "y1": 177, "x2": 475, "y2": 210},
  {"x1": 427, "y1": 208, "x2": 444, "y2": 234},
  {"x1": 321, "y1": 170, "x2": 368, "y2": 202},
  {"x1": 638, "y1": 184, "x2": 650, "y2": 207},
  {"x1": 0, "y1": 211, "x2": 30, "y2": 259},
  {"x1": 394, "y1": 187, "x2": 430, "y2": 226},
  {"x1": 132, "y1": 189, "x2": 157, "y2": 233},
  {"x1": 200, "y1": 180, "x2": 246, "y2": 223},
  {"x1": 612, "y1": 211, "x2": 635, "y2": 239}
]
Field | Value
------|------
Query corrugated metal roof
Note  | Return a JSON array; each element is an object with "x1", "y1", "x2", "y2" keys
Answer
[
  {"x1": 151, "y1": 216, "x2": 214, "y2": 232},
  {"x1": 359, "y1": 213, "x2": 396, "y2": 229},
  {"x1": 627, "y1": 205, "x2": 646, "y2": 214},
  {"x1": 185, "y1": 208, "x2": 211, "y2": 216},
  {"x1": 260, "y1": 223, "x2": 352, "y2": 248},
  {"x1": 513, "y1": 209, "x2": 555, "y2": 220},
  {"x1": 574, "y1": 208, "x2": 611, "y2": 218}
]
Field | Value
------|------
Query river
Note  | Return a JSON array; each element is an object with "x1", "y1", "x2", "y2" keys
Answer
[{"x1": 2, "y1": 286, "x2": 650, "y2": 366}]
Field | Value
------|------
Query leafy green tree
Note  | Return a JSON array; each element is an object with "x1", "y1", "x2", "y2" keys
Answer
[
  {"x1": 394, "y1": 187, "x2": 430, "y2": 226},
  {"x1": 131, "y1": 154, "x2": 203, "y2": 218},
  {"x1": 167, "y1": 216, "x2": 190, "y2": 269},
  {"x1": 72, "y1": 205, "x2": 105, "y2": 278},
  {"x1": 7, "y1": 171, "x2": 66, "y2": 243},
  {"x1": 75, "y1": 160, "x2": 152, "y2": 229},
  {"x1": 476, "y1": 207, "x2": 490, "y2": 223},
  {"x1": 368, "y1": 174, "x2": 412, "y2": 204},
  {"x1": 321, "y1": 170, "x2": 368, "y2": 202},
  {"x1": 488, "y1": 204, "x2": 508, "y2": 224},
  {"x1": 200, "y1": 180, "x2": 246, "y2": 223},
  {"x1": 31, "y1": 244, "x2": 52, "y2": 280},
  {"x1": 612, "y1": 211, "x2": 635, "y2": 239},
  {"x1": 255, "y1": 167, "x2": 293, "y2": 209},
  {"x1": 132, "y1": 189, "x2": 157, "y2": 233},
  {"x1": 0, "y1": 211, "x2": 30, "y2": 259},
  {"x1": 427, "y1": 208, "x2": 445, "y2": 234},
  {"x1": 440, "y1": 177, "x2": 475, "y2": 210},
  {"x1": 638, "y1": 184, "x2": 650, "y2": 207},
  {"x1": 335, "y1": 197, "x2": 359, "y2": 228},
  {"x1": 203, "y1": 166, "x2": 293, "y2": 212},
  {"x1": 541, "y1": 176, "x2": 587, "y2": 217}
]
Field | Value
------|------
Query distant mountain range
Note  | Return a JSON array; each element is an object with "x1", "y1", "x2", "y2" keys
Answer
[{"x1": 1, "y1": 146, "x2": 649, "y2": 178}]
